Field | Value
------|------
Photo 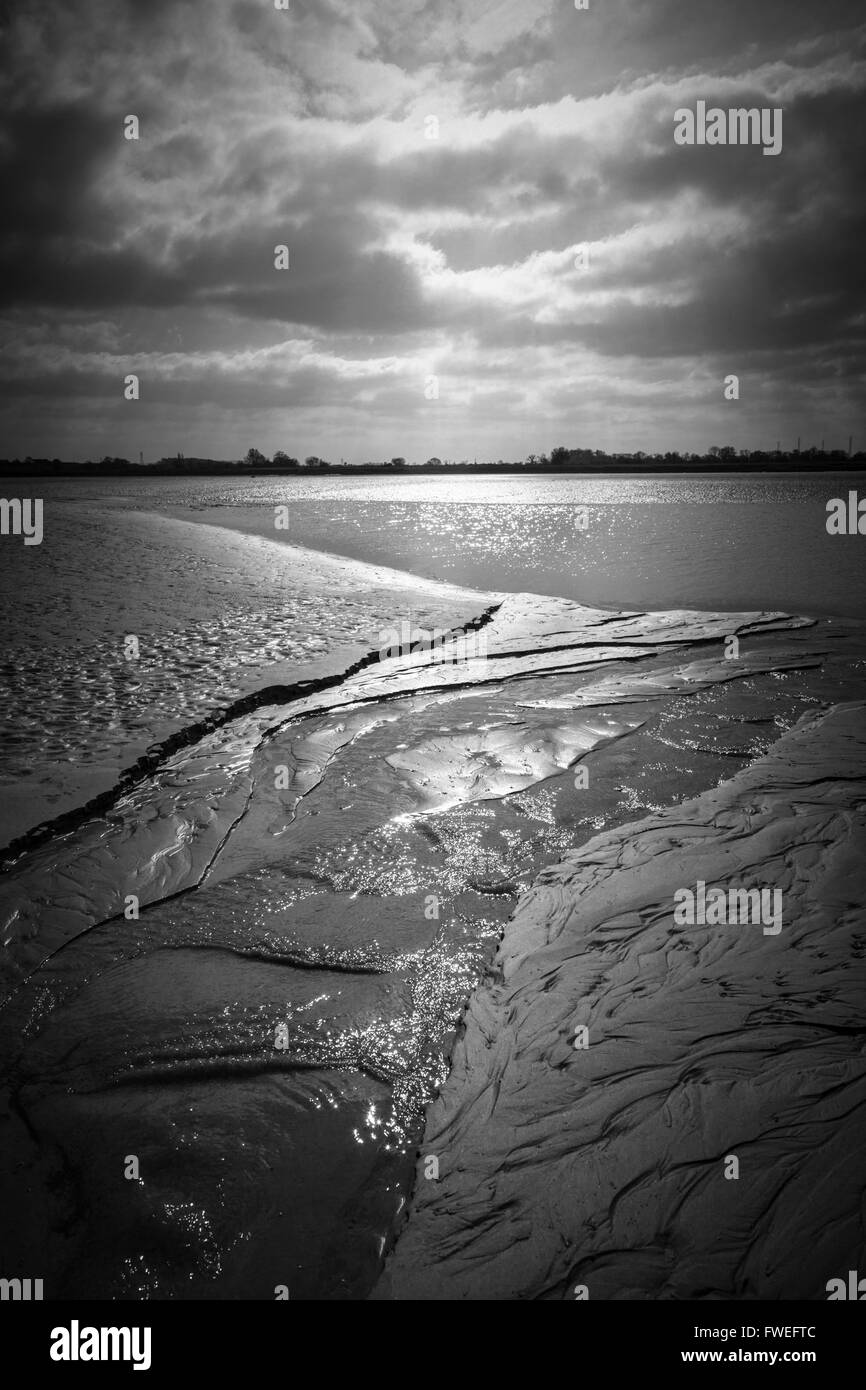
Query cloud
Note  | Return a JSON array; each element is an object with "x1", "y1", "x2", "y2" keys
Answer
[{"x1": 0, "y1": 0, "x2": 863, "y2": 457}]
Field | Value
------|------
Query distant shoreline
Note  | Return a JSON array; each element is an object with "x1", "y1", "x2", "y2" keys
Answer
[{"x1": 2, "y1": 460, "x2": 865, "y2": 479}]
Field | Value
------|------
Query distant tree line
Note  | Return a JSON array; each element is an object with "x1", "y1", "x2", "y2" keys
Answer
[{"x1": 0, "y1": 444, "x2": 862, "y2": 477}]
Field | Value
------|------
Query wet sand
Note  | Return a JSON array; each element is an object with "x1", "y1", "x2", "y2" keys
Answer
[
  {"x1": 1, "y1": 567, "x2": 863, "y2": 1298},
  {"x1": 0, "y1": 508, "x2": 488, "y2": 850},
  {"x1": 377, "y1": 700, "x2": 866, "y2": 1300}
]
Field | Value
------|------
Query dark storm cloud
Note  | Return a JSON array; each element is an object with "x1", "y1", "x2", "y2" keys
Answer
[
  {"x1": 196, "y1": 225, "x2": 428, "y2": 332},
  {"x1": 0, "y1": 102, "x2": 119, "y2": 239},
  {"x1": 0, "y1": 202, "x2": 428, "y2": 332}
]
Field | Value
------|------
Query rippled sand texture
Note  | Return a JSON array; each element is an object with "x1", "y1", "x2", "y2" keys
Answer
[
  {"x1": 377, "y1": 701, "x2": 866, "y2": 1301},
  {"x1": 0, "y1": 507, "x2": 487, "y2": 850},
  {"x1": 0, "y1": 590, "x2": 863, "y2": 1299}
]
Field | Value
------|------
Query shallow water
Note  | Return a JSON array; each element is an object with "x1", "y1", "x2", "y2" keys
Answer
[
  {"x1": 177, "y1": 481, "x2": 866, "y2": 617},
  {"x1": 4, "y1": 473, "x2": 866, "y2": 623}
]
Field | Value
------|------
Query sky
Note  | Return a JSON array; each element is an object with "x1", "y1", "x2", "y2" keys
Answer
[{"x1": 0, "y1": 0, "x2": 864, "y2": 462}]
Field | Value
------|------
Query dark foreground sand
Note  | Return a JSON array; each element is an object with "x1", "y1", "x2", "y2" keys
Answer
[
  {"x1": 376, "y1": 700, "x2": 866, "y2": 1300},
  {"x1": 1, "y1": 581, "x2": 863, "y2": 1298}
]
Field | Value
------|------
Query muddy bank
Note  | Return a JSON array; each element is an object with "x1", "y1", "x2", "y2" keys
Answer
[
  {"x1": 0, "y1": 507, "x2": 489, "y2": 851},
  {"x1": 376, "y1": 701, "x2": 866, "y2": 1300},
  {"x1": 1, "y1": 591, "x2": 862, "y2": 1298}
]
